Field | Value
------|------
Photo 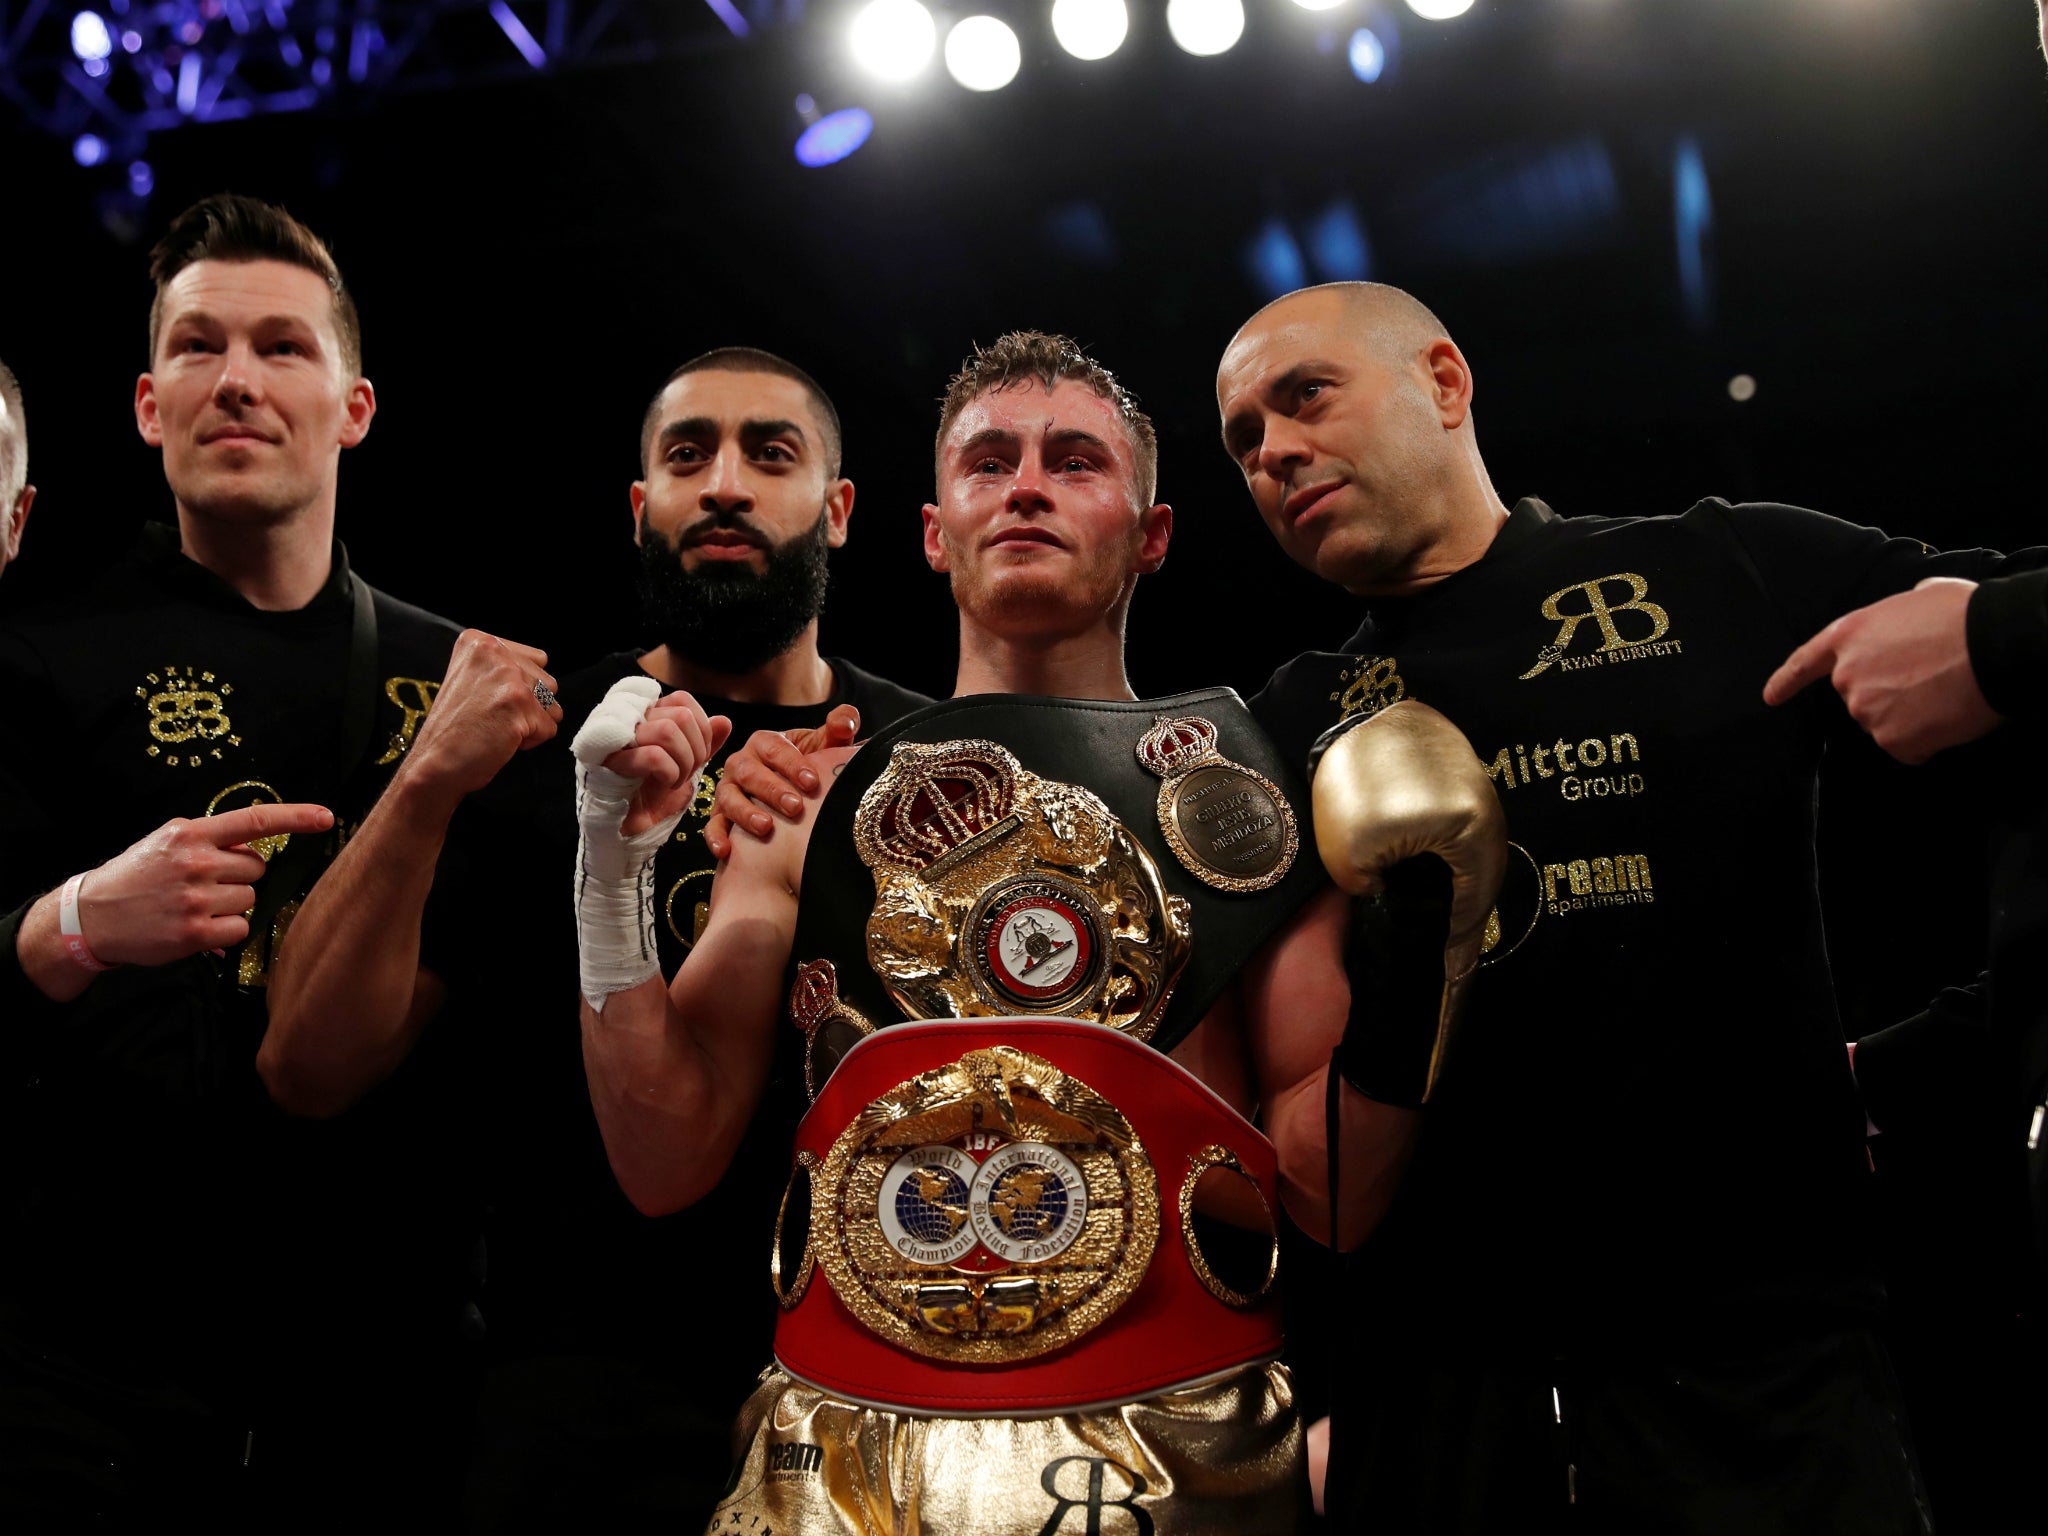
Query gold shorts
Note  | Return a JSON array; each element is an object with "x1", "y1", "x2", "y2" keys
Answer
[{"x1": 706, "y1": 1360, "x2": 1304, "y2": 1536}]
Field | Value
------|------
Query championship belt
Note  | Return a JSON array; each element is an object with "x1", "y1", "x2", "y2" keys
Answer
[
  {"x1": 771, "y1": 1019, "x2": 1284, "y2": 1416},
  {"x1": 785, "y1": 689, "x2": 1321, "y2": 1097}
]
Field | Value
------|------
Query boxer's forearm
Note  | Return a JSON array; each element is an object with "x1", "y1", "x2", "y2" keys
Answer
[
  {"x1": 1242, "y1": 887, "x2": 1425, "y2": 1249},
  {"x1": 260, "y1": 772, "x2": 457, "y2": 1116},
  {"x1": 584, "y1": 878, "x2": 795, "y2": 1215},
  {"x1": 1268, "y1": 1069, "x2": 1422, "y2": 1251}
]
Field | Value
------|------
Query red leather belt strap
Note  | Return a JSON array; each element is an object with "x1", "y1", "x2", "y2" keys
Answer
[{"x1": 774, "y1": 1018, "x2": 1284, "y2": 1416}]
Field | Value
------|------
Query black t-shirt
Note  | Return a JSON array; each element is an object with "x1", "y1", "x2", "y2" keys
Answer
[
  {"x1": 454, "y1": 650, "x2": 930, "y2": 1398},
  {"x1": 0, "y1": 524, "x2": 459, "y2": 1404},
  {"x1": 1252, "y1": 497, "x2": 2046, "y2": 1360},
  {"x1": 1966, "y1": 576, "x2": 2048, "y2": 1145}
]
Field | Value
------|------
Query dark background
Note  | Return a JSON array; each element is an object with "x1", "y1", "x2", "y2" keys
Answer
[{"x1": 3, "y1": 0, "x2": 2045, "y2": 1523}]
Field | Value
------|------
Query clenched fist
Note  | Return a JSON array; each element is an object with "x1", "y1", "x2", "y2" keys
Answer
[{"x1": 400, "y1": 629, "x2": 562, "y2": 805}]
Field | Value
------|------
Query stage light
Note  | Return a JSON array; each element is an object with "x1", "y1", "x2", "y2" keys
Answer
[
  {"x1": 1292, "y1": 0, "x2": 1346, "y2": 10},
  {"x1": 70, "y1": 11, "x2": 113, "y2": 61},
  {"x1": 128, "y1": 160, "x2": 154, "y2": 197},
  {"x1": 1166, "y1": 0, "x2": 1243, "y2": 56},
  {"x1": 1307, "y1": 199, "x2": 1371, "y2": 281},
  {"x1": 851, "y1": 0, "x2": 937, "y2": 82},
  {"x1": 1673, "y1": 137, "x2": 1714, "y2": 330},
  {"x1": 1727, "y1": 374, "x2": 1756, "y2": 403},
  {"x1": 1245, "y1": 218, "x2": 1307, "y2": 300},
  {"x1": 1051, "y1": 0, "x2": 1128, "y2": 61},
  {"x1": 489, "y1": 0, "x2": 548, "y2": 68},
  {"x1": 796, "y1": 106, "x2": 875, "y2": 167},
  {"x1": 1348, "y1": 27, "x2": 1385, "y2": 80},
  {"x1": 1404, "y1": 0, "x2": 1473, "y2": 19},
  {"x1": 945, "y1": 16, "x2": 1021, "y2": 90},
  {"x1": 72, "y1": 132, "x2": 108, "y2": 167}
]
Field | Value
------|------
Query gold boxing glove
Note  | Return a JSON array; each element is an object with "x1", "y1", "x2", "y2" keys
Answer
[{"x1": 1311, "y1": 701, "x2": 1508, "y2": 1105}]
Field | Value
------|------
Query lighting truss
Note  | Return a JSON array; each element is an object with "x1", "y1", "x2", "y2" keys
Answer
[{"x1": 0, "y1": 0, "x2": 782, "y2": 147}]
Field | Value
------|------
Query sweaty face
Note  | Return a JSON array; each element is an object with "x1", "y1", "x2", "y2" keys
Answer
[
  {"x1": 1216, "y1": 291, "x2": 1449, "y2": 594},
  {"x1": 925, "y1": 379, "x2": 1156, "y2": 638},
  {"x1": 138, "y1": 258, "x2": 370, "y2": 526}
]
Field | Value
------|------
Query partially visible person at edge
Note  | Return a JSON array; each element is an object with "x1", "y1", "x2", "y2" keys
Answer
[
  {"x1": 1756, "y1": 0, "x2": 2048, "y2": 1330},
  {"x1": 573, "y1": 331, "x2": 1503, "y2": 1533},
  {"x1": 1217, "y1": 279, "x2": 2048, "y2": 1533},
  {"x1": 257, "y1": 346, "x2": 929, "y2": 1528},
  {"x1": 0, "y1": 193, "x2": 472, "y2": 1528},
  {"x1": 0, "y1": 357, "x2": 34, "y2": 581}
]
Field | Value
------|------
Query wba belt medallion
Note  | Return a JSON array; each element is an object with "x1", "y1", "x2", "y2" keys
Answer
[
  {"x1": 811, "y1": 1043, "x2": 1160, "y2": 1364},
  {"x1": 853, "y1": 739, "x2": 1192, "y2": 1042},
  {"x1": 1137, "y1": 716, "x2": 1299, "y2": 894}
]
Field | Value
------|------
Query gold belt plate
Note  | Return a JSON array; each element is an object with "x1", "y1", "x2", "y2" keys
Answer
[
  {"x1": 852, "y1": 739, "x2": 1192, "y2": 1042},
  {"x1": 812, "y1": 1045, "x2": 1161, "y2": 1364}
]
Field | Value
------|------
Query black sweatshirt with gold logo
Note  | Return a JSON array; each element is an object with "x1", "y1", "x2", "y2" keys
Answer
[
  {"x1": 0, "y1": 524, "x2": 457, "y2": 1412},
  {"x1": 1252, "y1": 497, "x2": 2047, "y2": 1358}
]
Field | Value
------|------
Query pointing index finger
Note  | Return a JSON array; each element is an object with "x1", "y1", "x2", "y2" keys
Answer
[
  {"x1": 203, "y1": 802, "x2": 336, "y2": 847},
  {"x1": 1762, "y1": 624, "x2": 1840, "y2": 707}
]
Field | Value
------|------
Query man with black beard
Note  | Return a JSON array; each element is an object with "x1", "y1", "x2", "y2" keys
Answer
[{"x1": 265, "y1": 347, "x2": 927, "y2": 1529}]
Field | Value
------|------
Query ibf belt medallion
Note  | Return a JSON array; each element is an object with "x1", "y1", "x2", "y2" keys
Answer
[
  {"x1": 1136, "y1": 717, "x2": 1299, "y2": 894},
  {"x1": 813, "y1": 1045, "x2": 1160, "y2": 1363},
  {"x1": 853, "y1": 740, "x2": 1191, "y2": 1041}
]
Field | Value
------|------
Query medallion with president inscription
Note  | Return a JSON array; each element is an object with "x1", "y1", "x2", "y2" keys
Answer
[{"x1": 1136, "y1": 717, "x2": 1298, "y2": 894}]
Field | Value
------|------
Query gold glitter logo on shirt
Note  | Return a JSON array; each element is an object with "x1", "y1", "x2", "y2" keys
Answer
[
  {"x1": 373, "y1": 677, "x2": 442, "y2": 765},
  {"x1": 1519, "y1": 573, "x2": 1680, "y2": 680},
  {"x1": 136, "y1": 664, "x2": 240, "y2": 768},
  {"x1": 1331, "y1": 654, "x2": 1406, "y2": 719}
]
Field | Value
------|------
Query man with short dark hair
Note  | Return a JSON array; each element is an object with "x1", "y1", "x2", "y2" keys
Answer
[
  {"x1": 0, "y1": 359, "x2": 32, "y2": 579},
  {"x1": 1218, "y1": 279, "x2": 2048, "y2": 1533},
  {"x1": 261, "y1": 344, "x2": 929, "y2": 1528},
  {"x1": 0, "y1": 192, "x2": 476, "y2": 1525},
  {"x1": 584, "y1": 330, "x2": 1499, "y2": 1533}
]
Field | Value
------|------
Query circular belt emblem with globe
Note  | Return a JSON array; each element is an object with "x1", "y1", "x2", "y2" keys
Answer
[{"x1": 813, "y1": 1045, "x2": 1159, "y2": 1363}]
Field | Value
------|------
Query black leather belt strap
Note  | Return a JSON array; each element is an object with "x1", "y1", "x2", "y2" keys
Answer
[{"x1": 791, "y1": 688, "x2": 1327, "y2": 1055}]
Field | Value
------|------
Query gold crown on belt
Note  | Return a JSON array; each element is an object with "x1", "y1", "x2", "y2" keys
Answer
[
  {"x1": 854, "y1": 740, "x2": 1024, "y2": 876},
  {"x1": 1136, "y1": 715, "x2": 1220, "y2": 779}
]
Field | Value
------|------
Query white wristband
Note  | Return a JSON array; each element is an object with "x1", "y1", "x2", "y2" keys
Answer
[
  {"x1": 58, "y1": 873, "x2": 112, "y2": 973},
  {"x1": 571, "y1": 677, "x2": 683, "y2": 1012}
]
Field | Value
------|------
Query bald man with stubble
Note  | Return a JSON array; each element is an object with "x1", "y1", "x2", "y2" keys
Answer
[{"x1": 1218, "y1": 280, "x2": 2048, "y2": 1534}]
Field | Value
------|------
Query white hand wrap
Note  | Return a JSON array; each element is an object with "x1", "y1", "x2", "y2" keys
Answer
[{"x1": 572, "y1": 676, "x2": 679, "y2": 1013}]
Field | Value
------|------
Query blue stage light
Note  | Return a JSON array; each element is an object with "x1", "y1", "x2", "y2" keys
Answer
[
  {"x1": 1245, "y1": 218, "x2": 1307, "y2": 300},
  {"x1": 1043, "y1": 202, "x2": 1117, "y2": 266},
  {"x1": 796, "y1": 108, "x2": 874, "y2": 168},
  {"x1": 128, "y1": 159, "x2": 154, "y2": 196},
  {"x1": 1348, "y1": 27, "x2": 1384, "y2": 82},
  {"x1": 72, "y1": 132, "x2": 108, "y2": 167},
  {"x1": 489, "y1": 1, "x2": 547, "y2": 68},
  {"x1": 1307, "y1": 199, "x2": 1372, "y2": 281},
  {"x1": 1673, "y1": 137, "x2": 1714, "y2": 329},
  {"x1": 71, "y1": 10, "x2": 113, "y2": 61}
]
